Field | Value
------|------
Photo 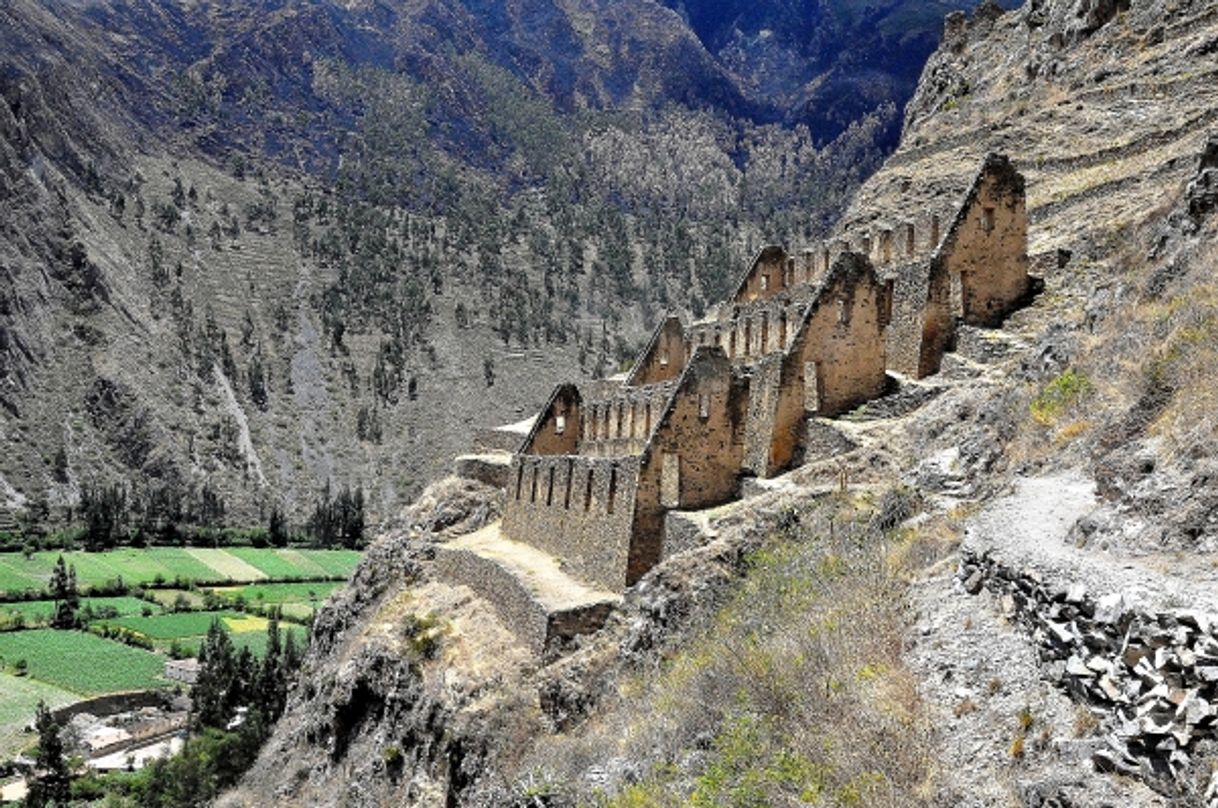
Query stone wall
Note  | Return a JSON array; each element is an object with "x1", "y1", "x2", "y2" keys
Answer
[
  {"x1": 502, "y1": 454, "x2": 641, "y2": 591},
  {"x1": 943, "y1": 154, "x2": 1030, "y2": 327},
  {"x1": 787, "y1": 252, "x2": 889, "y2": 418},
  {"x1": 731, "y1": 245, "x2": 795, "y2": 304},
  {"x1": 581, "y1": 381, "x2": 677, "y2": 457},
  {"x1": 523, "y1": 384, "x2": 582, "y2": 456},
  {"x1": 879, "y1": 154, "x2": 1029, "y2": 378},
  {"x1": 632, "y1": 347, "x2": 748, "y2": 580},
  {"x1": 434, "y1": 545, "x2": 560, "y2": 656},
  {"x1": 626, "y1": 315, "x2": 686, "y2": 386}
]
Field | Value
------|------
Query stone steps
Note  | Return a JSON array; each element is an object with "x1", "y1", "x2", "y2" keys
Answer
[
  {"x1": 954, "y1": 324, "x2": 1031, "y2": 367},
  {"x1": 434, "y1": 522, "x2": 622, "y2": 657}
]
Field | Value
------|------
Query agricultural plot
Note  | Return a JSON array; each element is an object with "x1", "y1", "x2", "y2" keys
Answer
[
  {"x1": 0, "y1": 548, "x2": 363, "y2": 597},
  {"x1": 0, "y1": 672, "x2": 78, "y2": 728},
  {"x1": 99, "y1": 612, "x2": 242, "y2": 641},
  {"x1": 227, "y1": 548, "x2": 360, "y2": 580},
  {"x1": 0, "y1": 597, "x2": 151, "y2": 627},
  {"x1": 0, "y1": 672, "x2": 78, "y2": 760},
  {"x1": 0, "y1": 631, "x2": 167, "y2": 695},
  {"x1": 209, "y1": 581, "x2": 341, "y2": 606}
]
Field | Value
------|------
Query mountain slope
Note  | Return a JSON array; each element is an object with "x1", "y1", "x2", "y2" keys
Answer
[
  {"x1": 215, "y1": 1, "x2": 1218, "y2": 806},
  {"x1": 0, "y1": 0, "x2": 991, "y2": 531}
]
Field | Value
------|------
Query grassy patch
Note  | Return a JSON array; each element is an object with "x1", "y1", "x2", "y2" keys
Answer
[
  {"x1": 0, "y1": 630, "x2": 167, "y2": 695},
  {"x1": 96, "y1": 611, "x2": 241, "y2": 641},
  {"x1": 208, "y1": 581, "x2": 340, "y2": 606},
  {"x1": 1030, "y1": 369, "x2": 1092, "y2": 426},
  {"x1": 573, "y1": 496, "x2": 933, "y2": 807},
  {"x1": 0, "y1": 597, "x2": 152, "y2": 629}
]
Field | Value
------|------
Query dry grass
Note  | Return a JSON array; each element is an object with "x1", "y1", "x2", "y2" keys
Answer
[{"x1": 524, "y1": 494, "x2": 940, "y2": 808}]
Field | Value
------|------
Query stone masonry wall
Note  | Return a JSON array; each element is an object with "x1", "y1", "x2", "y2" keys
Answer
[
  {"x1": 946, "y1": 154, "x2": 1030, "y2": 327},
  {"x1": 788, "y1": 253, "x2": 889, "y2": 419},
  {"x1": 627, "y1": 316, "x2": 686, "y2": 386},
  {"x1": 631, "y1": 348, "x2": 747, "y2": 582},
  {"x1": 502, "y1": 454, "x2": 641, "y2": 591},
  {"x1": 732, "y1": 245, "x2": 794, "y2": 304},
  {"x1": 581, "y1": 382, "x2": 677, "y2": 457},
  {"x1": 524, "y1": 384, "x2": 582, "y2": 456}
]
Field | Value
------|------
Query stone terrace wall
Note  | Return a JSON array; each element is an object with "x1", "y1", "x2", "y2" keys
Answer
[{"x1": 503, "y1": 455, "x2": 641, "y2": 591}]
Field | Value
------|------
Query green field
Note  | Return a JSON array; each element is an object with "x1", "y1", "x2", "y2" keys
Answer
[
  {"x1": 0, "y1": 672, "x2": 78, "y2": 728},
  {"x1": 0, "y1": 548, "x2": 362, "y2": 596},
  {"x1": 0, "y1": 631, "x2": 167, "y2": 695},
  {"x1": 169, "y1": 624, "x2": 308, "y2": 659},
  {"x1": 209, "y1": 581, "x2": 341, "y2": 605},
  {"x1": 0, "y1": 672, "x2": 79, "y2": 760},
  {"x1": 0, "y1": 597, "x2": 152, "y2": 628},
  {"x1": 97, "y1": 611, "x2": 242, "y2": 641}
]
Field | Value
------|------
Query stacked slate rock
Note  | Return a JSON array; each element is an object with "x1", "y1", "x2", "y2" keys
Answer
[{"x1": 960, "y1": 551, "x2": 1218, "y2": 805}]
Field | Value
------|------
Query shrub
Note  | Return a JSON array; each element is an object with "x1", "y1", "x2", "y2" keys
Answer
[{"x1": 1031, "y1": 369, "x2": 1092, "y2": 425}]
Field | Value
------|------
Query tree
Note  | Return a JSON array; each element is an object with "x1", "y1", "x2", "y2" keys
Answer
[
  {"x1": 191, "y1": 619, "x2": 238, "y2": 731},
  {"x1": 268, "y1": 507, "x2": 289, "y2": 548},
  {"x1": 49, "y1": 556, "x2": 79, "y2": 629},
  {"x1": 25, "y1": 701, "x2": 71, "y2": 808},
  {"x1": 258, "y1": 614, "x2": 287, "y2": 721}
]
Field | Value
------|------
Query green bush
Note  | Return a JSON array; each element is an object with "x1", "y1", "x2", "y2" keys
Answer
[{"x1": 1031, "y1": 369, "x2": 1092, "y2": 425}]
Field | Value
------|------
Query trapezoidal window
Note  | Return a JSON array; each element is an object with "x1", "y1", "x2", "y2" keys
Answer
[
  {"x1": 607, "y1": 467, "x2": 618, "y2": 514},
  {"x1": 661, "y1": 452, "x2": 681, "y2": 508},
  {"x1": 699, "y1": 393, "x2": 711, "y2": 420},
  {"x1": 555, "y1": 414, "x2": 566, "y2": 435},
  {"x1": 760, "y1": 274, "x2": 769, "y2": 291},
  {"x1": 837, "y1": 299, "x2": 850, "y2": 325},
  {"x1": 659, "y1": 350, "x2": 669, "y2": 367},
  {"x1": 982, "y1": 207, "x2": 996, "y2": 234}
]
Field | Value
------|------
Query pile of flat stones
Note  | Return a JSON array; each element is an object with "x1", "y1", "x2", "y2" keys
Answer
[{"x1": 960, "y1": 551, "x2": 1218, "y2": 804}]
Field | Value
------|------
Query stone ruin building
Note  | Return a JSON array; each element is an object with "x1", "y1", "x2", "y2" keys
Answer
[{"x1": 438, "y1": 153, "x2": 1032, "y2": 655}]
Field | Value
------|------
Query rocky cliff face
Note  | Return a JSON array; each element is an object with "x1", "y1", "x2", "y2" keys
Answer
[{"x1": 219, "y1": 1, "x2": 1218, "y2": 806}]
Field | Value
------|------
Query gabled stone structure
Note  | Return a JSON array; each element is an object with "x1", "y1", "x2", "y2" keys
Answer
[
  {"x1": 437, "y1": 153, "x2": 1031, "y2": 653},
  {"x1": 505, "y1": 347, "x2": 749, "y2": 592},
  {"x1": 837, "y1": 153, "x2": 1031, "y2": 377}
]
